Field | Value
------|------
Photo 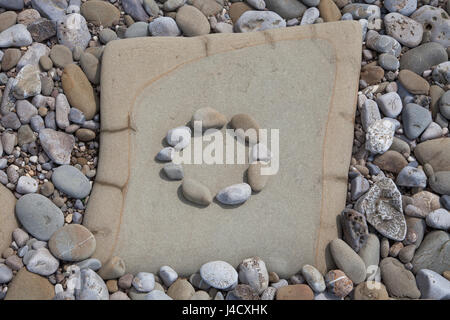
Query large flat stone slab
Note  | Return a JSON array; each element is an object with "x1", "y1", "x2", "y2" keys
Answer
[
  {"x1": 0, "y1": 184, "x2": 18, "y2": 254},
  {"x1": 83, "y1": 21, "x2": 362, "y2": 277}
]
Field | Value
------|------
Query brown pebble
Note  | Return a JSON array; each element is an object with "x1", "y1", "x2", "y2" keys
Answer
[
  {"x1": 398, "y1": 70, "x2": 430, "y2": 95},
  {"x1": 360, "y1": 65, "x2": 384, "y2": 85},
  {"x1": 229, "y1": 2, "x2": 252, "y2": 23},
  {"x1": 2, "y1": 247, "x2": 14, "y2": 259},
  {"x1": 389, "y1": 242, "x2": 404, "y2": 257},
  {"x1": 247, "y1": 162, "x2": 269, "y2": 192},
  {"x1": 106, "y1": 279, "x2": 119, "y2": 293},
  {"x1": 443, "y1": 271, "x2": 450, "y2": 281},
  {"x1": 276, "y1": 284, "x2": 314, "y2": 300},
  {"x1": 373, "y1": 150, "x2": 408, "y2": 174},
  {"x1": 118, "y1": 273, "x2": 134, "y2": 290},
  {"x1": 269, "y1": 271, "x2": 279, "y2": 283},
  {"x1": 75, "y1": 128, "x2": 96, "y2": 142},
  {"x1": 318, "y1": 0, "x2": 342, "y2": 22},
  {"x1": 230, "y1": 113, "x2": 260, "y2": 143}
]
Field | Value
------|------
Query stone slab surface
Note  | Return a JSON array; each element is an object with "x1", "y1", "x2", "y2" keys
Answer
[
  {"x1": 83, "y1": 21, "x2": 362, "y2": 277},
  {"x1": 0, "y1": 184, "x2": 18, "y2": 254}
]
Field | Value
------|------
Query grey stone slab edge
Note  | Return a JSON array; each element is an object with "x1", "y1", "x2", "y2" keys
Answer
[{"x1": 83, "y1": 21, "x2": 362, "y2": 275}]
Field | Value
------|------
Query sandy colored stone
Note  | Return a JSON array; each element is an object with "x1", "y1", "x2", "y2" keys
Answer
[
  {"x1": 398, "y1": 70, "x2": 430, "y2": 95},
  {"x1": 0, "y1": 185, "x2": 18, "y2": 256},
  {"x1": 61, "y1": 63, "x2": 98, "y2": 120},
  {"x1": 80, "y1": 0, "x2": 120, "y2": 27},
  {"x1": 4, "y1": 268, "x2": 54, "y2": 300},
  {"x1": 84, "y1": 22, "x2": 362, "y2": 277},
  {"x1": 373, "y1": 150, "x2": 408, "y2": 174},
  {"x1": 229, "y1": 2, "x2": 252, "y2": 24},
  {"x1": 414, "y1": 138, "x2": 450, "y2": 172},
  {"x1": 360, "y1": 64, "x2": 384, "y2": 85},
  {"x1": 276, "y1": 284, "x2": 314, "y2": 300},
  {"x1": 319, "y1": 0, "x2": 342, "y2": 22},
  {"x1": 354, "y1": 281, "x2": 389, "y2": 300}
]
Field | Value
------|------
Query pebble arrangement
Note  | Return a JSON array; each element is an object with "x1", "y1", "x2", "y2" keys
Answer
[
  {"x1": 0, "y1": 0, "x2": 448, "y2": 301},
  {"x1": 158, "y1": 109, "x2": 274, "y2": 206}
]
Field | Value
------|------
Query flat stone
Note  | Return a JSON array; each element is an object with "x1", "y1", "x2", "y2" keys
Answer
[
  {"x1": 216, "y1": 183, "x2": 251, "y2": 205},
  {"x1": 396, "y1": 166, "x2": 427, "y2": 188},
  {"x1": 376, "y1": 92, "x2": 402, "y2": 118},
  {"x1": 380, "y1": 257, "x2": 420, "y2": 299},
  {"x1": 0, "y1": 185, "x2": 17, "y2": 258},
  {"x1": 0, "y1": 24, "x2": 32, "y2": 48},
  {"x1": 39, "y1": 128, "x2": 75, "y2": 165},
  {"x1": 355, "y1": 178, "x2": 406, "y2": 241},
  {"x1": 167, "y1": 278, "x2": 195, "y2": 300},
  {"x1": 27, "y1": 18, "x2": 56, "y2": 42},
  {"x1": 181, "y1": 178, "x2": 213, "y2": 206},
  {"x1": 192, "y1": 107, "x2": 227, "y2": 130},
  {"x1": 56, "y1": 13, "x2": 91, "y2": 51},
  {"x1": 61, "y1": 64, "x2": 97, "y2": 120},
  {"x1": 49, "y1": 224, "x2": 95, "y2": 261},
  {"x1": 318, "y1": 0, "x2": 342, "y2": 22},
  {"x1": 80, "y1": 1, "x2": 120, "y2": 27},
  {"x1": 412, "y1": 230, "x2": 450, "y2": 274},
  {"x1": 50, "y1": 44, "x2": 73, "y2": 68},
  {"x1": 383, "y1": 0, "x2": 416, "y2": 16},
  {"x1": 398, "y1": 69, "x2": 429, "y2": 95},
  {"x1": 200, "y1": 261, "x2": 238, "y2": 290},
  {"x1": 373, "y1": 150, "x2": 408, "y2": 174},
  {"x1": 0, "y1": 11, "x2": 18, "y2": 34},
  {"x1": 83, "y1": 22, "x2": 362, "y2": 277},
  {"x1": 4, "y1": 267, "x2": 54, "y2": 300},
  {"x1": 426, "y1": 208, "x2": 450, "y2": 230},
  {"x1": 148, "y1": 17, "x2": 180, "y2": 37},
  {"x1": 341, "y1": 208, "x2": 369, "y2": 252},
  {"x1": 402, "y1": 103, "x2": 432, "y2": 140},
  {"x1": 1, "y1": 48, "x2": 21, "y2": 71},
  {"x1": 354, "y1": 281, "x2": 389, "y2": 300},
  {"x1": 410, "y1": 5, "x2": 450, "y2": 48},
  {"x1": 400, "y1": 42, "x2": 448, "y2": 75},
  {"x1": 238, "y1": 256, "x2": 269, "y2": 294},
  {"x1": 0, "y1": 0, "x2": 24, "y2": 11},
  {"x1": 13, "y1": 64, "x2": 41, "y2": 99},
  {"x1": 76, "y1": 268, "x2": 109, "y2": 300},
  {"x1": 124, "y1": 22, "x2": 149, "y2": 38},
  {"x1": 122, "y1": 0, "x2": 149, "y2": 22},
  {"x1": 324, "y1": 269, "x2": 353, "y2": 298},
  {"x1": 384, "y1": 13, "x2": 423, "y2": 47}
]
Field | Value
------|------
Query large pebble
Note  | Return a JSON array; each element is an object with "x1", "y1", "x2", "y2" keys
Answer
[
  {"x1": 56, "y1": 13, "x2": 91, "y2": 51},
  {"x1": 358, "y1": 234, "x2": 381, "y2": 281},
  {"x1": 192, "y1": 107, "x2": 227, "y2": 130},
  {"x1": 76, "y1": 268, "x2": 109, "y2": 300},
  {"x1": 377, "y1": 92, "x2": 402, "y2": 118},
  {"x1": 365, "y1": 119, "x2": 395, "y2": 154},
  {"x1": 39, "y1": 128, "x2": 75, "y2": 165},
  {"x1": 416, "y1": 269, "x2": 450, "y2": 300},
  {"x1": 355, "y1": 178, "x2": 406, "y2": 241},
  {"x1": 341, "y1": 208, "x2": 369, "y2": 252},
  {"x1": 122, "y1": 0, "x2": 149, "y2": 21},
  {"x1": 13, "y1": 64, "x2": 41, "y2": 99},
  {"x1": 16, "y1": 176, "x2": 38, "y2": 194},
  {"x1": 238, "y1": 256, "x2": 269, "y2": 294},
  {"x1": 159, "y1": 266, "x2": 178, "y2": 287},
  {"x1": 25, "y1": 247, "x2": 59, "y2": 276},
  {"x1": 400, "y1": 42, "x2": 448, "y2": 75},
  {"x1": 360, "y1": 99, "x2": 381, "y2": 131},
  {"x1": 31, "y1": 0, "x2": 67, "y2": 21},
  {"x1": 124, "y1": 22, "x2": 149, "y2": 38},
  {"x1": 61, "y1": 64, "x2": 97, "y2": 120},
  {"x1": 200, "y1": 261, "x2": 238, "y2": 290},
  {"x1": 15, "y1": 193, "x2": 64, "y2": 241},
  {"x1": 373, "y1": 150, "x2": 408, "y2": 173},
  {"x1": 167, "y1": 278, "x2": 195, "y2": 300},
  {"x1": 412, "y1": 230, "x2": 450, "y2": 274},
  {"x1": 324, "y1": 270, "x2": 353, "y2": 298},
  {"x1": 0, "y1": 0, "x2": 24, "y2": 10},
  {"x1": 182, "y1": 178, "x2": 212, "y2": 206},
  {"x1": 384, "y1": 13, "x2": 423, "y2": 47},
  {"x1": 156, "y1": 147, "x2": 174, "y2": 162},
  {"x1": 4, "y1": 268, "x2": 54, "y2": 300},
  {"x1": 396, "y1": 166, "x2": 427, "y2": 188},
  {"x1": 146, "y1": 290, "x2": 173, "y2": 300},
  {"x1": 216, "y1": 183, "x2": 251, "y2": 205},
  {"x1": 49, "y1": 224, "x2": 95, "y2": 261},
  {"x1": 301, "y1": 264, "x2": 325, "y2": 293},
  {"x1": 166, "y1": 126, "x2": 191, "y2": 150},
  {"x1": 132, "y1": 272, "x2": 155, "y2": 292},
  {"x1": 402, "y1": 103, "x2": 432, "y2": 140},
  {"x1": 229, "y1": 113, "x2": 260, "y2": 143},
  {"x1": 380, "y1": 257, "x2": 420, "y2": 298},
  {"x1": 27, "y1": 18, "x2": 57, "y2": 42},
  {"x1": 264, "y1": 0, "x2": 306, "y2": 19},
  {"x1": 276, "y1": 284, "x2": 314, "y2": 300},
  {"x1": 329, "y1": 239, "x2": 366, "y2": 284},
  {"x1": 432, "y1": 61, "x2": 450, "y2": 85},
  {"x1": 163, "y1": 163, "x2": 184, "y2": 180},
  {"x1": 148, "y1": 17, "x2": 180, "y2": 37},
  {"x1": 52, "y1": 165, "x2": 91, "y2": 199},
  {"x1": 80, "y1": 0, "x2": 120, "y2": 27},
  {"x1": 0, "y1": 264, "x2": 12, "y2": 283},
  {"x1": 235, "y1": 10, "x2": 286, "y2": 33},
  {"x1": 384, "y1": 0, "x2": 416, "y2": 16},
  {"x1": 414, "y1": 138, "x2": 450, "y2": 171},
  {"x1": 0, "y1": 24, "x2": 32, "y2": 48},
  {"x1": 248, "y1": 162, "x2": 269, "y2": 192},
  {"x1": 97, "y1": 256, "x2": 126, "y2": 280},
  {"x1": 398, "y1": 69, "x2": 430, "y2": 95},
  {"x1": 426, "y1": 209, "x2": 450, "y2": 230},
  {"x1": 176, "y1": 5, "x2": 210, "y2": 37},
  {"x1": 411, "y1": 5, "x2": 449, "y2": 48}
]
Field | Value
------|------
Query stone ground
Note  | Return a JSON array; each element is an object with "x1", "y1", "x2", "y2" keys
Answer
[{"x1": 0, "y1": 0, "x2": 448, "y2": 301}]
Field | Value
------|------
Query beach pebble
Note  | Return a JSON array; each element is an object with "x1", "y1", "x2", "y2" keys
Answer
[
  {"x1": 132, "y1": 272, "x2": 155, "y2": 292},
  {"x1": 56, "y1": 13, "x2": 91, "y2": 51},
  {"x1": 432, "y1": 61, "x2": 450, "y2": 84},
  {"x1": 226, "y1": 284, "x2": 260, "y2": 300},
  {"x1": 261, "y1": 286, "x2": 276, "y2": 300},
  {"x1": 378, "y1": 53, "x2": 399, "y2": 71},
  {"x1": 398, "y1": 69, "x2": 430, "y2": 94},
  {"x1": 200, "y1": 261, "x2": 238, "y2": 290},
  {"x1": 148, "y1": 17, "x2": 181, "y2": 37},
  {"x1": 12, "y1": 228, "x2": 29, "y2": 248},
  {"x1": 52, "y1": 165, "x2": 91, "y2": 199},
  {"x1": 366, "y1": 30, "x2": 401, "y2": 57},
  {"x1": 365, "y1": 119, "x2": 395, "y2": 154},
  {"x1": 410, "y1": 5, "x2": 449, "y2": 48},
  {"x1": 426, "y1": 209, "x2": 450, "y2": 230},
  {"x1": 176, "y1": 5, "x2": 210, "y2": 37},
  {"x1": 98, "y1": 256, "x2": 126, "y2": 280},
  {"x1": 383, "y1": 0, "x2": 416, "y2": 16},
  {"x1": 25, "y1": 247, "x2": 59, "y2": 276},
  {"x1": 416, "y1": 269, "x2": 450, "y2": 300},
  {"x1": 354, "y1": 281, "x2": 389, "y2": 300},
  {"x1": 360, "y1": 99, "x2": 381, "y2": 131},
  {"x1": 358, "y1": 234, "x2": 381, "y2": 281},
  {"x1": 159, "y1": 266, "x2": 178, "y2": 287},
  {"x1": 396, "y1": 166, "x2": 427, "y2": 188},
  {"x1": 216, "y1": 183, "x2": 252, "y2": 205},
  {"x1": 163, "y1": 163, "x2": 184, "y2": 180},
  {"x1": 238, "y1": 256, "x2": 269, "y2": 294},
  {"x1": 301, "y1": 264, "x2": 325, "y2": 293},
  {"x1": 122, "y1": 0, "x2": 149, "y2": 22},
  {"x1": 13, "y1": 64, "x2": 41, "y2": 99},
  {"x1": 76, "y1": 268, "x2": 109, "y2": 300},
  {"x1": 384, "y1": 13, "x2": 423, "y2": 47},
  {"x1": 248, "y1": 162, "x2": 269, "y2": 192},
  {"x1": 412, "y1": 231, "x2": 450, "y2": 274},
  {"x1": 276, "y1": 284, "x2": 314, "y2": 300},
  {"x1": 192, "y1": 107, "x2": 227, "y2": 130},
  {"x1": 76, "y1": 258, "x2": 102, "y2": 271},
  {"x1": 400, "y1": 42, "x2": 448, "y2": 75},
  {"x1": 182, "y1": 178, "x2": 212, "y2": 206},
  {"x1": 402, "y1": 103, "x2": 432, "y2": 140},
  {"x1": 380, "y1": 257, "x2": 420, "y2": 299},
  {"x1": 234, "y1": 10, "x2": 286, "y2": 33},
  {"x1": 324, "y1": 270, "x2": 353, "y2": 298},
  {"x1": 146, "y1": 290, "x2": 173, "y2": 300},
  {"x1": 377, "y1": 92, "x2": 402, "y2": 118},
  {"x1": 300, "y1": 7, "x2": 319, "y2": 25},
  {"x1": 49, "y1": 224, "x2": 96, "y2": 261},
  {"x1": 167, "y1": 278, "x2": 195, "y2": 300},
  {"x1": 341, "y1": 208, "x2": 369, "y2": 252},
  {"x1": 265, "y1": 0, "x2": 306, "y2": 19},
  {"x1": 0, "y1": 263, "x2": 12, "y2": 283},
  {"x1": 166, "y1": 126, "x2": 191, "y2": 150},
  {"x1": 156, "y1": 147, "x2": 174, "y2": 162},
  {"x1": 39, "y1": 129, "x2": 75, "y2": 165},
  {"x1": 125, "y1": 22, "x2": 149, "y2": 38},
  {"x1": 15, "y1": 193, "x2": 64, "y2": 241},
  {"x1": 329, "y1": 239, "x2": 366, "y2": 284},
  {"x1": 16, "y1": 176, "x2": 38, "y2": 194},
  {"x1": 0, "y1": 24, "x2": 32, "y2": 48}
]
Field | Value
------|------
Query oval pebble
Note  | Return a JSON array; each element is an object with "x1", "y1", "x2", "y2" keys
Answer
[
  {"x1": 52, "y1": 165, "x2": 91, "y2": 199},
  {"x1": 132, "y1": 272, "x2": 155, "y2": 292},
  {"x1": 166, "y1": 126, "x2": 191, "y2": 150},
  {"x1": 301, "y1": 264, "x2": 326, "y2": 293},
  {"x1": 200, "y1": 261, "x2": 238, "y2": 290},
  {"x1": 25, "y1": 247, "x2": 59, "y2": 276},
  {"x1": 77, "y1": 268, "x2": 109, "y2": 300},
  {"x1": 49, "y1": 224, "x2": 96, "y2": 262},
  {"x1": 426, "y1": 209, "x2": 450, "y2": 230},
  {"x1": 15, "y1": 193, "x2": 64, "y2": 241},
  {"x1": 182, "y1": 178, "x2": 212, "y2": 206},
  {"x1": 216, "y1": 183, "x2": 252, "y2": 205}
]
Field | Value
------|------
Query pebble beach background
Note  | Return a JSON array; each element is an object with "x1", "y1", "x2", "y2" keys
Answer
[{"x1": 0, "y1": 0, "x2": 449, "y2": 300}]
